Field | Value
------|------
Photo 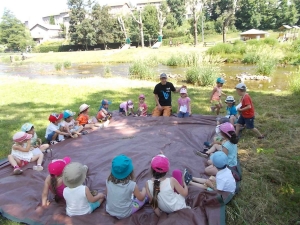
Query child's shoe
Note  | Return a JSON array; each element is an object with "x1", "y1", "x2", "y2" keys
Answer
[
  {"x1": 13, "y1": 166, "x2": 23, "y2": 175},
  {"x1": 195, "y1": 148, "x2": 210, "y2": 158},
  {"x1": 33, "y1": 165, "x2": 43, "y2": 171},
  {"x1": 50, "y1": 140, "x2": 58, "y2": 145},
  {"x1": 203, "y1": 141, "x2": 211, "y2": 148},
  {"x1": 183, "y1": 169, "x2": 192, "y2": 186}
]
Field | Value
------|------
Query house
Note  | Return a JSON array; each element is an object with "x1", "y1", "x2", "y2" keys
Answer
[
  {"x1": 42, "y1": 10, "x2": 70, "y2": 25},
  {"x1": 240, "y1": 29, "x2": 269, "y2": 41},
  {"x1": 136, "y1": 0, "x2": 163, "y2": 9},
  {"x1": 30, "y1": 24, "x2": 61, "y2": 43},
  {"x1": 106, "y1": 1, "x2": 131, "y2": 15}
]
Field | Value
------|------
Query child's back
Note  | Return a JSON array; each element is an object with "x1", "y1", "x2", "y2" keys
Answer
[{"x1": 216, "y1": 167, "x2": 236, "y2": 193}]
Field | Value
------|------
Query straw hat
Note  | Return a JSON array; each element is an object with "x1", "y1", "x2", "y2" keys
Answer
[
  {"x1": 63, "y1": 162, "x2": 88, "y2": 188},
  {"x1": 79, "y1": 104, "x2": 90, "y2": 113}
]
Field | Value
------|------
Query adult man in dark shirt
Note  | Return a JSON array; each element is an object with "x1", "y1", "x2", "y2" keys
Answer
[{"x1": 152, "y1": 73, "x2": 180, "y2": 117}]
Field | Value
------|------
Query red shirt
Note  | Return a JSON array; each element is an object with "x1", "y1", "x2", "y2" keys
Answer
[
  {"x1": 77, "y1": 114, "x2": 89, "y2": 125},
  {"x1": 241, "y1": 94, "x2": 255, "y2": 118}
]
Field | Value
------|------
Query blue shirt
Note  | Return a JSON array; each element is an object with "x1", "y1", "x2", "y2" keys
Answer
[
  {"x1": 223, "y1": 141, "x2": 237, "y2": 167},
  {"x1": 226, "y1": 106, "x2": 237, "y2": 116}
]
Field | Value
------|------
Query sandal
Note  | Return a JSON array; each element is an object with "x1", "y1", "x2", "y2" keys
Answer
[
  {"x1": 195, "y1": 149, "x2": 209, "y2": 158},
  {"x1": 80, "y1": 130, "x2": 89, "y2": 135},
  {"x1": 13, "y1": 167, "x2": 23, "y2": 175},
  {"x1": 184, "y1": 169, "x2": 192, "y2": 186}
]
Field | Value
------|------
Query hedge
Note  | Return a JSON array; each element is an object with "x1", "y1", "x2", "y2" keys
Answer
[{"x1": 162, "y1": 36, "x2": 193, "y2": 46}]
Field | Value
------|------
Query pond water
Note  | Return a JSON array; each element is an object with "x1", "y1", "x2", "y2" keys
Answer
[{"x1": 0, "y1": 62, "x2": 296, "y2": 91}]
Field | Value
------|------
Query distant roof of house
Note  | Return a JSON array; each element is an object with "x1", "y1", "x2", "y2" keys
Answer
[
  {"x1": 30, "y1": 23, "x2": 61, "y2": 31},
  {"x1": 240, "y1": 29, "x2": 268, "y2": 35},
  {"x1": 106, "y1": 1, "x2": 130, "y2": 7},
  {"x1": 42, "y1": 10, "x2": 70, "y2": 18},
  {"x1": 278, "y1": 25, "x2": 293, "y2": 30},
  {"x1": 293, "y1": 25, "x2": 300, "y2": 29},
  {"x1": 136, "y1": 0, "x2": 163, "y2": 4}
]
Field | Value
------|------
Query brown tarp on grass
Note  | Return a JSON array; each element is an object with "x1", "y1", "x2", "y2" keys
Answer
[{"x1": 0, "y1": 114, "x2": 234, "y2": 225}]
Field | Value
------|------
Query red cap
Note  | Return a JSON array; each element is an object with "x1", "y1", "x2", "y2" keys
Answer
[{"x1": 49, "y1": 113, "x2": 63, "y2": 123}]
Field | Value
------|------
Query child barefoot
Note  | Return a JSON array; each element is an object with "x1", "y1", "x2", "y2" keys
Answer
[
  {"x1": 106, "y1": 154, "x2": 147, "y2": 219},
  {"x1": 46, "y1": 113, "x2": 72, "y2": 145},
  {"x1": 225, "y1": 96, "x2": 238, "y2": 125},
  {"x1": 146, "y1": 154, "x2": 189, "y2": 217},
  {"x1": 21, "y1": 123, "x2": 50, "y2": 152},
  {"x1": 62, "y1": 110, "x2": 84, "y2": 137},
  {"x1": 210, "y1": 77, "x2": 227, "y2": 115},
  {"x1": 136, "y1": 94, "x2": 148, "y2": 117},
  {"x1": 177, "y1": 88, "x2": 191, "y2": 118},
  {"x1": 41, "y1": 157, "x2": 71, "y2": 206},
  {"x1": 8, "y1": 132, "x2": 44, "y2": 175},
  {"x1": 119, "y1": 100, "x2": 134, "y2": 116},
  {"x1": 63, "y1": 162, "x2": 105, "y2": 216},
  {"x1": 96, "y1": 100, "x2": 112, "y2": 122},
  {"x1": 235, "y1": 83, "x2": 264, "y2": 139},
  {"x1": 184, "y1": 151, "x2": 236, "y2": 193},
  {"x1": 77, "y1": 104, "x2": 102, "y2": 129}
]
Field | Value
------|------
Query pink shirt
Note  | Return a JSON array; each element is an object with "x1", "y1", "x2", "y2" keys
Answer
[
  {"x1": 138, "y1": 103, "x2": 148, "y2": 116},
  {"x1": 212, "y1": 86, "x2": 222, "y2": 101},
  {"x1": 178, "y1": 97, "x2": 191, "y2": 112}
]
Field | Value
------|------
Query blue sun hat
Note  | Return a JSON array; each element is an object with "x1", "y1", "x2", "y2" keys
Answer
[
  {"x1": 111, "y1": 155, "x2": 134, "y2": 179},
  {"x1": 217, "y1": 77, "x2": 225, "y2": 84},
  {"x1": 21, "y1": 123, "x2": 34, "y2": 132},
  {"x1": 101, "y1": 99, "x2": 112, "y2": 105},
  {"x1": 63, "y1": 110, "x2": 76, "y2": 119},
  {"x1": 211, "y1": 151, "x2": 228, "y2": 169}
]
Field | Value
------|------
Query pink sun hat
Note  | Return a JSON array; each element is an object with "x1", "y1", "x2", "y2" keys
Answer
[
  {"x1": 48, "y1": 157, "x2": 71, "y2": 176},
  {"x1": 139, "y1": 94, "x2": 145, "y2": 99},
  {"x1": 13, "y1": 131, "x2": 32, "y2": 142},
  {"x1": 151, "y1": 154, "x2": 170, "y2": 173}
]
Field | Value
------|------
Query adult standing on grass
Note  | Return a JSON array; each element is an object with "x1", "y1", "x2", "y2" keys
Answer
[{"x1": 152, "y1": 73, "x2": 181, "y2": 117}]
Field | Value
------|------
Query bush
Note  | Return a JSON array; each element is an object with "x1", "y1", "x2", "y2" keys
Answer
[
  {"x1": 129, "y1": 60, "x2": 154, "y2": 80},
  {"x1": 242, "y1": 52, "x2": 260, "y2": 64},
  {"x1": 207, "y1": 43, "x2": 234, "y2": 55},
  {"x1": 263, "y1": 38, "x2": 278, "y2": 47},
  {"x1": 291, "y1": 40, "x2": 300, "y2": 53},
  {"x1": 256, "y1": 58, "x2": 277, "y2": 75},
  {"x1": 162, "y1": 36, "x2": 192, "y2": 46},
  {"x1": 103, "y1": 66, "x2": 112, "y2": 77},
  {"x1": 282, "y1": 52, "x2": 300, "y2": 65},
  {"x1": 55, "y1": 63, "x2": 62, "y2": 71},
  {"x1": 63, "y1": 61, "x2": 72, "y2": 69},
  {"x1": 186, "y1": 64, "x2": 220, "y2": 86},
  {"x1": 289, "y1": 71, "x2": 300, "y2": 94}
]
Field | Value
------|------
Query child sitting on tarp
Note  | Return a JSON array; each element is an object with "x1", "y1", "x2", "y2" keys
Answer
[
  {"x1": 184, "y1": 151, "x2": 236, "y2": 193},
  {"x1": 136, "y1": 94, "x2": 148, "y2": 117},
  {"x1": 119, "y1": 100, "x2": 134, "y2": 116},
  {"x1": 96, "y1": 99, "x2": 112, "y2": 122},
  {"x1": 224, "y1": 96, "x2": 238, "y2": 125}
]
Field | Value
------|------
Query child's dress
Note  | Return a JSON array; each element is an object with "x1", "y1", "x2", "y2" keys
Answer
[
  {"x1": 147, "y1": 178, "x2": 187, "y2": 213},
  {"x1": 138, "y1": 103, "x2": 148, "y2": 116},
  {"x1": 11, "y1": 144, "x2": 33, "y2": 163},
  {"x1": 212, "y1": 86, "x2": 222, "y2": 103}
]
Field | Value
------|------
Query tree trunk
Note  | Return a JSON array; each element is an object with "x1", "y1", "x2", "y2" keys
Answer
[
  {"x1": 222, "y1": 22, "x2": 226, "y2": 43},
  {"x1": 140, "y1": 23, "x2": 144, "y2": 48},
  {"x1": 194, "y1": 15, "x2": 198, "y2": 46}
]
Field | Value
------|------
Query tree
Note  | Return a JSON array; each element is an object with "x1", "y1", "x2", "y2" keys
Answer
[
  {"x1": 296, "y1": 0, "x2": 300, "y2": 24},
  {"x1": 49, "y1": 15, "x2": 55, "y2": 25},
  {"x1": 131, "y1": 9, "x2": 145, "y2": 47},
  {"x1": 157, "y1": 2, "x2": 167, "y2": 37},
  {"x1": 0, "y1": 9, "x2": 34, "y2": 50},
  {"x1": 188, "y1": 0, "x2": 205, "y2": 46},
  {"x1": 60, "y1": 24, "x2": 66, "y2": 38},
  {"x1": 274, "y1": 0, "x2": 298, "y2": 28},
  {"x1": 142, "y1": 5, "x2": 159, "y2": 42},
  {"x1": 235, "y1": 0, "x2": 262, "y2": 30},
  {"x1": 166, "y1": 0, "x2": 186, "y2": 26}
]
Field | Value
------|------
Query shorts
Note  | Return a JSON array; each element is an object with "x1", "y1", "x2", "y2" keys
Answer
[
  {"x1": 70, "y1": 126, "x2": 79, "y2": 133},
  {"x1": 211, "y1": 100, "x2": 221, "y2": 105},
  {"x1": 178, "y1": 112, "x2": 190, "y2": 118},
  {"x1": 89, "y1": 201, "x2": 100, "y2": 212},
  {"x1": 17, "y1": 160, "x2": 29, "y2": 167},
  {"x1": 119, "y1": 107, "x2": 125, "y2": 113},
  {"x1": 152, "y1": 106, "x2": 172, "y2": 117},
  {"x1": 46, "y1": 131, "x2": 56, "y2": 142},
  {"x1": 237, "y1": 115, "x2": 255, "y2": 129}
]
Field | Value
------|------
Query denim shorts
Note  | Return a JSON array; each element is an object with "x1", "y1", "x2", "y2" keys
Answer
[
  {"x1": 46, "y1": 131, "x2": 56, "y2": 142},
  {"x1": 237, "y1": 115, "x2": 255, "y2": 129},
  {"x1": 89, "y1": 201, "x2": 100, "y2": 212},
  {"x1": 119, "y1": 107, "x2": 125, "y2": 113}
]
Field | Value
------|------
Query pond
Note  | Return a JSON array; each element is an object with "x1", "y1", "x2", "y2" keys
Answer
[{"x1": 0, "y1": 62, "x2": 296, "y2": 91}]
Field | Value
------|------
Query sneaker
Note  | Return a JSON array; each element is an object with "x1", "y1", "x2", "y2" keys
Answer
[
  {"x1": 203, "y1": 141, "x2": 211, "y2": 148},
  {"x1": 58, "y1": 138, "x2": 65, "y2": 142},
  {"x1": 183, "y1": 169, "x2": 193, "y2": 186},
  {"x1": 195, "y1": 149, "x2": 210, "y2": 158},
  {"x1": 13, "y1": 167, "x2": 23, "y2": 175},
  {"x1": 33, "y1": 165, "x2": 43, "y2": 171},
  {"x1": 50, "y1": 140, "x2": 58, "y2": 145},
  {"x1": 258, "y1": 135, "x2": 265, "y2": 139}
]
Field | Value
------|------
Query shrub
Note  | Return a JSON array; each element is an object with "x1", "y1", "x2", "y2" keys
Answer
[
  {"x1": 186, "y1": 64, "x2": 220, "y2": 86},
  {"x1": 145, "y1": 55, "x2": 160, "y2": 67},
  {"x1": 165, "y1": 54, "x2": 184, "y2": 66},
  {"x1": 291, "y1": 40, "x2": 300, "y2": 53},
  {"x1": 289, "y1": 71, "x2": 300, "y2": 95},
  {"x1": 63, "y1": 61, "x2": 72, "y2": 69},
  {"x1": 263, "y1": 38, "x2": 278, "y2": 47},
  {"x1": 129, "y1": 60, "x2": 154, "y2": 80},
  {"x1": 242, "y1": 52, "x2": 260, "y2": 64},
  {"x1": 55, "y1": 63, "x2": 62, "y2": 71},
  {"x1": 40, "y1": 45, "x2": 60, "y2": 53},
  {"x1": 207, "y1": 43, "x2": 233, "y2": 55},
  {"x1": 256, "y1": 58, "x2": 277, "y2": 76},
  {"x1": 161, "y1": 36, "x2": 192, "y2": 46},
  {"x1": 103, "y1": 66, "x2": 112, "y2": 77},
  {"x1": 14, "y1": 56, "x2": 20, "y2": 61}
]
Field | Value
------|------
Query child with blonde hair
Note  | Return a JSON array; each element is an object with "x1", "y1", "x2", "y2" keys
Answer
[
  {"x1": 8, "y1": 132, "x2": 44, "y2": 175},
  {"x1": 41, "y1": 157, "x2": 71, "y2": 206},
  {"x1": 210, "y1": 77, "x2": 227, "y2": 115},
  {"x1": 106, "y1": 154, "x2": 147, "y2": 219}
]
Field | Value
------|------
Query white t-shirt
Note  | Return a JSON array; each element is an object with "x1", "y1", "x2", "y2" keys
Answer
[
  {"x1": 45, "y1": 123, "x2": 59, "y2": 138},
  {"x1": 61, "y1": 119, "x2": 75, "y2": 129},
  {"x1": 216, "y1": 167, "x2": 236, "y2": 193}
]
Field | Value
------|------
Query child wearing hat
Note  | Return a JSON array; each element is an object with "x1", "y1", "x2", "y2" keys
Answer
[
  {"x1": 46, "y1": 113, "x2": 72, "y2": 145},
  {"x1": 136, "y1": 94, "x2": 148, "y2": 117},
  {"x1": 177, "y1": 88, "x2": 191, "y2": 118},
  {"x1": 210, "y1": 77, "x2": 227, "y2": 115},
  {"x1": 106, "y1": 154, "x2": 147, "y2": 219},
  {"x1": 77, "y1": 103, "x2": 102, "y2": 129},
  {"x1": 41, "y1": 157, "x2": 71, "y2": 206},
  {"x1": 146, "y1": 153, "x2": 189, "y2": 217},
  {"x1": 96, "y1": 99, "x2": 112, "y2": 122},
  {"x1": 184, "y1": 151, "x2": 236, "y2": 193},
  {"x1": 8, "y1": 131, "x2": 44, "y2": 175},
  {"x1": 21, "y1": 122, "x2": 50, "y2": 153},
  {"x1": 224, "y1": 96, "x2": 238, "y2": 125},
  {"x1": 61, "y1": 110, "x2": 85, "y2": 137},
  {"x1": 119, "y1": 100, "x2": 134, "y2": 116},
  {"x1": 63, "y1": 162, "x2": 105, "y2": 216}
]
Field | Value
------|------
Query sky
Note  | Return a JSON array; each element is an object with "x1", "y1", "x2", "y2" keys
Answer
[{"x1": 0, "y1": 0, "x2": 137, "y2": 22}]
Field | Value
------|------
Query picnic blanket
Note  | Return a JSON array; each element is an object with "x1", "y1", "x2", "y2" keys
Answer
[{"x1": 0, "y1": 114, "x2": 235, "y2": 225}]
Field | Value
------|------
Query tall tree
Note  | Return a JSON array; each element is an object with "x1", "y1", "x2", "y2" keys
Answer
[
  {"x1": 235, "y1": 0, "x2": 261, "y2": 30},
  {"x1": 131, "y1": 9, "x2": 144, "y2": 47},
  {"x1": 0, "y1": 9, "x2": 34, "y2": 50},
  {"x1": 142, "y1": 5, "x2": 159, "y2": 42},
  {"x1": 274, "y1": 0, "x2": 298, "y2": 28},
  {"x1": 166, "y1": 0, "x2": 186, "y2": 26},
  {"x1": 188, "y1": 0, "x2": 205, "y2": 46},
  {"x1": 49, "y1": 15, "x2": 55, "y2": 25},
  {"x1": 296, "y1": 0, "x2": 300, "y2": 24},
  {"x1": 157, "y1": 1, "x2": 167, "y2": 37}
]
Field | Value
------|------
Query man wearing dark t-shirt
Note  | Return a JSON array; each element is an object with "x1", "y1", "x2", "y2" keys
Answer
[{"x1": 152, "y1": 73, "x2": 180, "y2": 117}]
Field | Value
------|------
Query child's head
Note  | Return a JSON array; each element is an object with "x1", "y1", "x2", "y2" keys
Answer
[
  {"x1": 101, "y1": 99, "x2": 111, "y2": 108},
  {"x1": 63, "y1": 110, "x2": 76, "y2": 122},
  {"x1": 13, "y1": 131, "x2": 32, "y2": 144},
  {"x1": 139, "y1": 94, "x2": 145, "y2": 103},
  {"x1": 235, "y1": 83, "x2": 247, "y2": 96},
  {"x1": 211, "y1": 151, "x2": 228, "y2": 170},
  {"x1": 150, "y1": 154, "x2": 170, "y2": 209},
  {"x1": 180, "y1": 88, "x2": 188, "y2": 98},
  {"x1": 48, "y1": 157, "x2": 71, "y2": 176},
  {"x1": 79, "y1": 103, "x2": 90, "y2": 114},
  {"x1": 225, "y1": 96, "x2": 235, "y2": 106},
  {"x1": 63, "y1": 162, "x2": 87, "y2": 188},
  {"x1": 21, "y1": 123, "x2": 34, "y2": 135},
  {"x1": 216, "y1": 77, "x2": 225, "y2": 87},
  {"x1": 108, "y1": 154, "x2": 134, "y2": 184},
  {"x1": 127, "y1": 100, "x2": 134, "y2": 109},
  {"x1": 49, "y1": 113, "x2": 63, "y2": 124},
  {"x1": 217, "y1": 122, "x2": 238, "y2": 144}
]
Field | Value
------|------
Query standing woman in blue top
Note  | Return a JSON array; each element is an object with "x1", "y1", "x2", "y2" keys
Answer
[{"x1": 225, "y1": 96, "x2": 238, "y2": 125}]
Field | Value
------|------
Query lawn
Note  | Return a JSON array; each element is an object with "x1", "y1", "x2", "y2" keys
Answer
[{"x1": 0, "y1": 75, "x2": 299, "y2": 224}]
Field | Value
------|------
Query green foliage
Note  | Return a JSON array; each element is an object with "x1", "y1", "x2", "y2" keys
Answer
[
  {"x1": 129, "y1": 60, "x2": 154, "y2": 80},
  {"x1": 142, "y1": 5, "x2": 159, "y2": 40},
  {"x1": 242, "y1": 52, "x2": 260, "y2": 64},
  {"x1": 103, "y1": 66, "x2": 112, "y2": 77},
  {"x1": 162, "y1": 36, "x2": 192, "y2": 45},
  {"x1": 186, "y1": 64, "x2": 220, "y2": 86},
  {"x1": 63, "y1": 61, "x2": 72, "y2": 69},
  {"x1": 291, "y1": 40, "x2": 300, "y2": 53},
  {"x1": 166, "y1": 0, "x2": 186, "y2": 26},
  {"x1": 49, "y1": 15, "x2": 55, "y2": 25},
  {"x1": 262, "y1": 38, "x2": 278, "y2": 47},
  {"x1": 207, "y1": 43, "x2": 246, "y2": 55},
  {"x1": 54, "y1": 62, "x2": 62, "y2": 71},
  {"x1": 39, "y1": 45, "x2": 60, "y2": 53},
  {"x1": 256, "y1": 58, "x2": 277, "y2": 75},
  {"x1": 289, "y1": 70, "x2": 300, "y2": 94}
]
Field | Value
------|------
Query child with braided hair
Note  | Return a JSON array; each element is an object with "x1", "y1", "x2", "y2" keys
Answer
[
  {"x1": 41, "y1": 157, "x2": 71, "y2": 206},
  {"x1": 146, "y1": 153, "x2": 189, "y2": 217}
]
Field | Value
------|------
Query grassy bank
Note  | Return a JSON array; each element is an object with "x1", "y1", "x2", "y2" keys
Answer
[{"x1": 0, "y1": 75, "x2": 299, "y2": 224}]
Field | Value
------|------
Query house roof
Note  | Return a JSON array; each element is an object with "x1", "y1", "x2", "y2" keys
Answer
[
  {"x1": 30, "y1": 23, "x2": 61, "y2": 31},
  {"x1": 106, "y1": 1, "x2": 130, "y2": 7},
  {"x1": 42, "y1": 10, "x2": 70, "y2": 18},
  {"x1": 136, "y1": 0, "x2": 163, "y2": 5},
  {"x1": 293, "y1": 25, "x2": 300, "y2": 29},
  {"x1": 240, "y1": 29, "x2": 268, "y2": 35},
  {"x1": 278, "y1": 25, "x2": 293, "y2": 30}
]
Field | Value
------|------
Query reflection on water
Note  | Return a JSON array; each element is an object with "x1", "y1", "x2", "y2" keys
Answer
[{"x1": 0, "y1": 62, "x2": 296, "y2": 91}]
